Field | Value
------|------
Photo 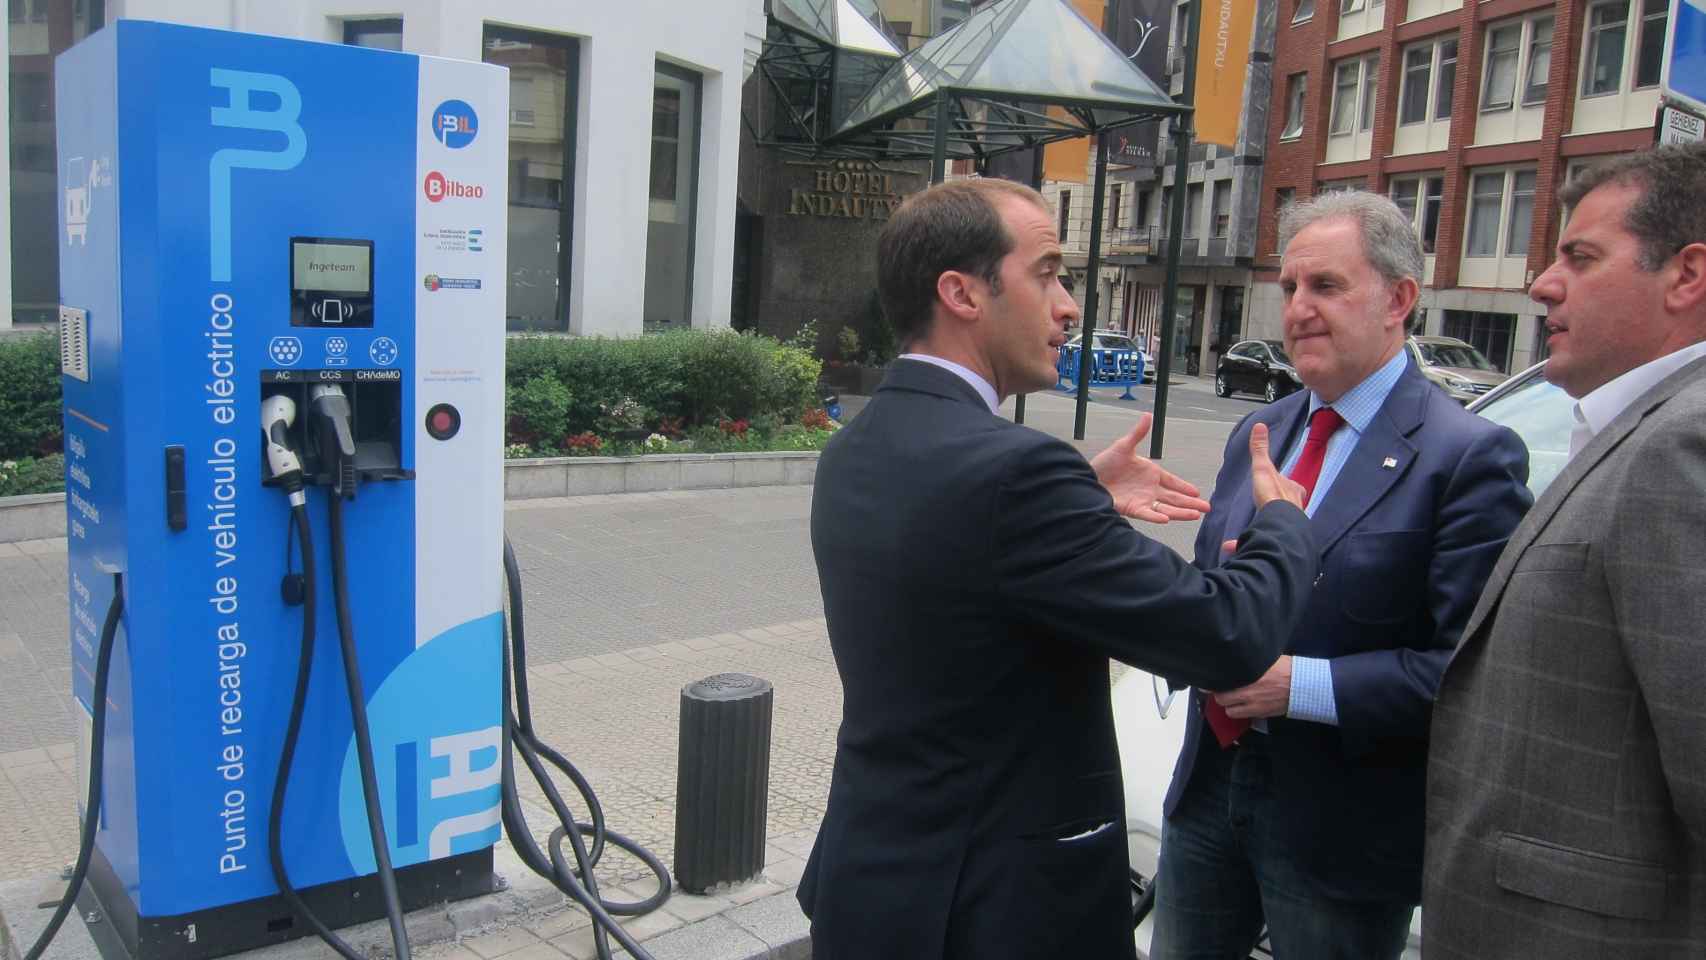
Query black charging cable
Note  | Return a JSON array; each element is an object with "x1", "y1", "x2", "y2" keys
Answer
[
  {"x1": 264, "y1": 388, "x2": 411, "y2": 960},
  {"x1": 499, "y1": 537, "x2": 670, "y2": 960},
  {"x1": 326, "y1": 493, "x2": 412, "y2": 960},
  {"x1": 23, "y1": 572, "x2": 123, "y2": 960}
]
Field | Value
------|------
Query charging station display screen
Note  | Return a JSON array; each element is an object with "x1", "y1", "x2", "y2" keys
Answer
[
  {"x1": 291, "y1": 238, "x2": 375, "y2": 326},
  {"x1": 294, "y1": 241, "x2": 370, "y2": 293}
]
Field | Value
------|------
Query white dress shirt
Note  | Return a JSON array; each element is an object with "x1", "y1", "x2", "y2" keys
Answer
[
  {"x1": 1568, "y1": 341, "x2": 1706, "y2": 460},
  {"x1": 898, "y1": 353, "x2": 1001, "y2": 414}
]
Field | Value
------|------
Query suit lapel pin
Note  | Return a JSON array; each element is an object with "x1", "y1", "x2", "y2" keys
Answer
[{"x1": 1382, "y1": 457, "x2": 1397, "y2": 469}]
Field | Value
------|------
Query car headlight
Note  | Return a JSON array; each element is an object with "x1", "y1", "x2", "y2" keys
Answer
[
  {"x1": 1284, "y1": 368, "x2": 1302, "y2": 383},
  {"x1": 1445, "y1": 377, "x2": 1474, "y2": 391}
]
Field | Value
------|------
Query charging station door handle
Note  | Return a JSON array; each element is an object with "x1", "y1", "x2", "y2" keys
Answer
[{"x1": 165, "y1": 445, "x2": 187, "y2": 531}]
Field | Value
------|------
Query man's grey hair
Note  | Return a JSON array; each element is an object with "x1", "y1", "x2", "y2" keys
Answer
[
  {"x1": 1277, "y1": 190, "x2": 1426, "y2": 288},
  {"x1": 1559, "y1": 142, "x2": 1706, "y2": 272}
]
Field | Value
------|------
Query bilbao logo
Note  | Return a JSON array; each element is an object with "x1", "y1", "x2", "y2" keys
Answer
[
  {"x1": 431, "y1": 100, "x2": 478, "y2": 149},
  {"x1": 423, "y1": 171, "x2": 484, "y2": 203}
]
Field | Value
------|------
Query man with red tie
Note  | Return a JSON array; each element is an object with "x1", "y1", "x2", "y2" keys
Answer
[{"x1": 1149, "y1": 192, "x2": 1533, "y2": 960}]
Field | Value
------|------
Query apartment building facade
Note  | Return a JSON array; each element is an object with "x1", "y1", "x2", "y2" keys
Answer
[{"x1": 1253, "y1": 0, "x2": 1669, "y2": 376}]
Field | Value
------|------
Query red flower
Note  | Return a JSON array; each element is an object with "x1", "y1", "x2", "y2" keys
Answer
[{"x1": 563, "y1": 431, "x2": 603, "y2": 452}]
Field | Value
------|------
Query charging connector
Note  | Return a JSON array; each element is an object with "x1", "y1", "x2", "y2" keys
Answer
[{"x1": 309, "y1": 384, "x2": 358, "y2": 498}]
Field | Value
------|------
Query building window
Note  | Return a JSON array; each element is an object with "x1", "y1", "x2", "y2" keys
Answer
[
  {"x1": 1212, "y1": 181, "x2": 1231, "y2": 238},
  {"x1": 1522, "y1": 17, "x2": 1553, "y2": 105},
  {"x1": 1110, "y1": 184, "x2": 1123, "y2": 229},
  {"x1": 1319, "y1": 178, "x2": 1366, "y2": 193},
  {"x1": 1400, "y1": 45, "x2": 1432, "y2": 125},
  {"x1": 1331, "y1": 61, "x2": 1359, "y2": 135},
  {"x1": 645, "y1": 61, "x2": 703, "y2": 326},
  {"x1": 1636, "y1": 0, "x2": 1667, "y2": 88},
  {"x1": 1505, "y1": 170, "x2": 1537, "y2": 256},
  {"x1": 1281, "y1": 73, "x2": 1308, "y2": 139},
  {"x1": 1482, "y1": 23, "x2": 1522, "y2": 110},
  {"x1": 1359, "y1": 55, "x2": 1379, "y2": 131},
  {"x1": 511, "y1": 77, "x2": 536, "y2": 126},
  {"x1": 1185, "y1": 183, "x2": 1204, "y2": 237},
  {"x1": 1436, "y1": 39, "x2": 1457, "y2": 119},
  {"x1": 1330, "y1": 55, "x2": 1378, "y2": 137},
  {"x1": 1466, "y1": 168, "x2": 1536, "y2": 259},
  {"x1": 1422, "y1": 176, "x2": 1444, "y2": 254},
  {"x1": 1389, "y1": 174, "x2": 1445, "y2": 254},
  {"x1": 1341, "y1": 0, "x2": 1363, "y2": 14},
  {"x1": 1293, "y1": 0, "x2": 1315, "y2": 22},
  {"x1": 1059, "y1": 190, "x2": 1071, "y2": 240},
  {"x1": 1466, "y1": 173, "x2": 1504, "y2": 257},
  {"x1": 1136, "y1": 189, "x2": 1152, "y2": 227},
  {"x1": 484, "y1": 27, "x2": 580, "y2": 331},
  {"x1": 343, "y1": 18, "x2": 403, "y2": 49},
  {"x1": 1443, "y1": 310, "x2": 1515, "y2": 372},
  {"x1": 1400, "y1": 37, "x2": 1458, "y2": 125},
  {"x1": 1583, "y1": 1, "x2": 1628, "y2": 97}
]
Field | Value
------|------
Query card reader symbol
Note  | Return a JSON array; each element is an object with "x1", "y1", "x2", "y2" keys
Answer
[
  {"x1": 268, "y1": 337, "x2": 303, "y2": 366},
  {"x1": 311, "y1": 298, "x2": 355, "y2": 323},
  {"x1": 326, "y1": 336, "x2": 349, "y2": 366}
]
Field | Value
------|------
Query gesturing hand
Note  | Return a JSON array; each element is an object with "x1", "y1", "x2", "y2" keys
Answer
[
  {"x1": 1091, "y1": 414, "x2": 1213, "y2": 524},
  {"x1": 1248, "y1": 422, "x2": 1307, "y2": 512},
  {"x1": 1213, "y1": 655, "x2": 1292, "y2": 719}
]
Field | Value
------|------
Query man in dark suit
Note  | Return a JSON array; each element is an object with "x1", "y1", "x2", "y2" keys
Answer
[
  {"x1": 1425, "y1": 143, "x2": 1706, "y2": 959},
  {"x1": 798, "y1": 177, "x2": 1321, "y2": 960},
  {"x1": 1149, "y1": 192, "x2": 1532, "y2": 959}
]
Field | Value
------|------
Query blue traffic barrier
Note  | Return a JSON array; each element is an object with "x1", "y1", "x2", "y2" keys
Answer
[{"x1": 1056, "y1": 346, "x2": 1145, "y2": 401}]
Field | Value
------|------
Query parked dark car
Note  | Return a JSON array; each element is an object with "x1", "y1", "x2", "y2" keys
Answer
[
  {"x1": 1466, "y1": 360, "x2": 1569, "y2": 496},
  {"x1": 1215, "y1": 339, "x2": 1303, "y2": 403}
]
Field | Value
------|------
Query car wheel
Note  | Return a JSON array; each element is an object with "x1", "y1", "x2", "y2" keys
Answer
[
  {"x1": 1263, "y1": 378, "x2": 1280, "y2": 403},
  {"x1": 1215, "y1": 374, "x2": 1232, "y2": 398}
]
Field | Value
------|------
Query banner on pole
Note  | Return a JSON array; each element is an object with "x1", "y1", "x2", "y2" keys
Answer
[{"x1": 1192, "y1": 0, "x2": 1256, "y2": 147}]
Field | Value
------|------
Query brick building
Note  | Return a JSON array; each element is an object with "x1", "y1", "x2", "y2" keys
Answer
[{"x1": 1250, "y1": 0, "x2": 1668, "y2": 376}]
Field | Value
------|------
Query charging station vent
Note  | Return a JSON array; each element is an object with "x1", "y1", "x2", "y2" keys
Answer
[{"x1": 59, "y1": 306, "x2": 90, "y2": 382}]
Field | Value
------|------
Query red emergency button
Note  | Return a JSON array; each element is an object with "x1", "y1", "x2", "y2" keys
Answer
[{"x1": 424, "y1": 403, "x2": 461, "y2": 441}]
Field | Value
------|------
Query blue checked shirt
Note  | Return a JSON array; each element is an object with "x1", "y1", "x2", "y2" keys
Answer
[{"x1": 1263, "y1": 348, "x2": 1408, "y2": 728}]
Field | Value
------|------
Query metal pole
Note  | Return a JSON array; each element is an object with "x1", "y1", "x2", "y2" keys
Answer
[
  {"x1": 930, "y1": 93, "x2": 950, "y2": 185},
  {"x1": 1151, "y1": 0, "x2": 1203, "y2": 459},
  {"x1": 1072, "y1": 131, "x2": 1111, "y2": 440},
  {"x1": 1015, "y1": 143, "x2": 1047, "y2": 426}
]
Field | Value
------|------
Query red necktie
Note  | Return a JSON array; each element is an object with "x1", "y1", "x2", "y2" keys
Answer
[{"x1": 1203, "y1": 405, "x2": 1345, "y2": 748}]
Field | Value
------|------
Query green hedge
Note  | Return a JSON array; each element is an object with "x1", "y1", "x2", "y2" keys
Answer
[
  {"x1": 0, "y1": 335, "x2": 62, "y2": 460},
  {"x1": 504, "y1": 329, "x2": 821, "y2": 445}
]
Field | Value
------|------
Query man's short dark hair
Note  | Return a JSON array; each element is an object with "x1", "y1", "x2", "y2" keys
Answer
[
  {"x1": 1559, "y1": 142, "x2": 1706, "y2": 271},
  {"x1": 876, "y1": 178, "x2": 1049, "y2": 347}
]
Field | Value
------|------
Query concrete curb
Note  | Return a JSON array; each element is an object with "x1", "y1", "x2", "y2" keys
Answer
[{"x1": 0, "y1": 452, "x2": 822, "y2": 544}]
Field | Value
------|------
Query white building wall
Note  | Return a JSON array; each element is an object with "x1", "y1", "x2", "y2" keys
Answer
[{"x1": 109, "y1": 0, "x2": 759, "y2": 336}]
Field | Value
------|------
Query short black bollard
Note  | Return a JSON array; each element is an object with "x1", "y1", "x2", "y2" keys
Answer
[{"x1": 673, "y1": 673, "x2": 773, "y2": 893}]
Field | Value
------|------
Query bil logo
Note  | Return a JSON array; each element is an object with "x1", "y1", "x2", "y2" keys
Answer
[{"x1": 431, "y1": 100, "x2": 478, "y2": 149}]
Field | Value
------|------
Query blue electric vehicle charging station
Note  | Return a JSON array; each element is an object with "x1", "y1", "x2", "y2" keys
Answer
[{"x1": 54, "y1": 21, "x2": 512, "y2": 959}]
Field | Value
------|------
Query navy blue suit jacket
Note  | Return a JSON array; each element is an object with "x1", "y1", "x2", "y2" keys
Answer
[
  {"x1": 1162, "y1": 357, "x2": 1532, "y2": 904},
  {"x1": 800, "y1": 360, "x2": 1319, "y2": 959}
]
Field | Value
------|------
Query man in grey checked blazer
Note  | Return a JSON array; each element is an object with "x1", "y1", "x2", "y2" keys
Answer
[{"x1": 1425, "y1": 143, "x2": 1706, "y2": 958}]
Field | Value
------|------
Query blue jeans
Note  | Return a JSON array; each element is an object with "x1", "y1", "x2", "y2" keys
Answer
[{"x1": 1149, "y1": 735, "x2": 1414, "y2": 960}]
